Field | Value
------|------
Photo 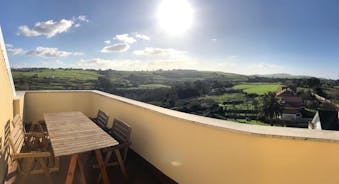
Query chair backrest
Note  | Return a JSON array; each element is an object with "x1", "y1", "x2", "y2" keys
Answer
[
  {"x1": 12, "y1": 114, "x2": 22, "y2": 128},
  {"x1": 96, "y1": 110, "x2": 109, "y2": 127},
  {"x1": 8, "y1": 120, "x2": 25, "y2": 155},
  {"x1": 4, "y1": 121, "x2": 11, "y2": 161},
  {"x1": 0, "y1": 136, "x2": 6, "y2": 184},
  {"x1": 111, "y1": 119, "x2": 132, "y2": 144}
]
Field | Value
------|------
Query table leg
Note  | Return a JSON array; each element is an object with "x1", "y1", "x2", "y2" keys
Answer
[
  {"x1": 114, "y1": 149, "x2": 128, "y2": 178},
  {"x1": 77, "y1": 157, "x2": 87, "y2": 184},
  {"x1": 95, "y1": 149, "x2": 110, "y2": 184},
  {"x1": 66, "y1": 154, "x2": 78, "y2": 184}
]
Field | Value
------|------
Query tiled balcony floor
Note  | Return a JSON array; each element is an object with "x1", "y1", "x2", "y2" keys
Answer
[{"x1": 16, "y1": 150, "x2": 175, "y2": 184}]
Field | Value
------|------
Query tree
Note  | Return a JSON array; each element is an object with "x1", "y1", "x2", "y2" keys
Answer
[
  {"x1": 306, "y1": 77, "x2": 321, "y2": 89},
  {"x1": 259, "y1": 92, "x2": 282, "y2": 126},
  {"x1": 95, "y1": 76, "x2": 113, "y2": 93}
]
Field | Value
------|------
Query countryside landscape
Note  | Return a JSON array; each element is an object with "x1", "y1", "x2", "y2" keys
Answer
[{"x1": 12, "y1": 68, "x2": 339, "y2": 126}]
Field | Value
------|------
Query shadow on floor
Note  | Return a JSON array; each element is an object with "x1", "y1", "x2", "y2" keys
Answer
[{"x1": 16, "y1": 149, "x2": 176, "y2": 184}]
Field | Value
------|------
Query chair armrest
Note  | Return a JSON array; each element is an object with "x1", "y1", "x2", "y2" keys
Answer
[
  {"x1": 103, "y1": 142, "x2": 131, "y2": 151},
  {"x1": 12, "y1": 152, "x2": 51, "y2": 159}
]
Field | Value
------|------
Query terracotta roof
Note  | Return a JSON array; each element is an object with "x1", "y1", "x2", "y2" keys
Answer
[{"x1": 276, "y1": 88, "x2": 296, "y2": 97}]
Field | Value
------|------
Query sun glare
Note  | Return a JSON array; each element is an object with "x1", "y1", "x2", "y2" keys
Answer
[{"x1": 157, "y1": 0, "x2": 193, "y2": 35}]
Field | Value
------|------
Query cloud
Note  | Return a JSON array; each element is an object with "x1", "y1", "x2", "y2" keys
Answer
[
  {"x1": 133, "y1": 47, "x2": 185, "y2": 56},
  {"x1": 135, "y1": 33, "x2": 150, "y2": 40},
  {"x1": 247, "y1": 63, "x2": 284, "y2": 74},
  {"x1": 5, "y1": 44, "x2": 13, "y2": 48},
  {"x1": 114, "y1": 34, "x2": 136, "y2": 44},
  {"x1": 18, "y1": 19, "x2": 73, "y2": 38},
  {"x1": 26, "y1": 47, "x2": 82, "y2": 57},
  {"x1": 17, "y1": 16, "x2": 89, "y2": 38},
  {"x1": 104, "y1": 40, "x2": 111, "y2": 44},
  {"x1": 7, "y1": 48, "x2": 25, "y2": 55},
  {"x1": 211, "y1": 38, "x2": 217, "y2": 42},
  {"x1": 204, "y1": 57, "x2": 285, "y2": 75},
  {"x1": 76, "y1": 15, "x2": 89, "y2": 22},
  {"x1": 75, "y1": 57, "x2": 197, "y2": 71},
  {"x1": 56, "y1": 60, "x2": 64, "y2": 65},
  {"x1": 100, "y1": 43, "x2": 130, "y2": 53}
]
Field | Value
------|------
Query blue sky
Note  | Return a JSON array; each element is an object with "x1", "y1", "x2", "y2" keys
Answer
[{"x1": 1, "y1": 0, "x2": 339, "y2": 79}]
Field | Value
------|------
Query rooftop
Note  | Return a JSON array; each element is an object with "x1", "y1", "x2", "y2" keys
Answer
[{"x1": 2, "y1": 28, "x2": 339, "y2": 184}]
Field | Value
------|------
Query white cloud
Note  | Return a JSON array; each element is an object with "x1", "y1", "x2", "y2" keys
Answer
[
  {"x1": 211, "y1": 38, "x2": 217, "y2": 42},
  {"x1": 26, "y1": 47, "x2": 82, "y2": 57},
  {"x1": 114, "y1": 34, "x2": 136, "y2": 44},
  {"x1": 247, "y1": 63, "x2": 284, "y2": 74},
  {"x1": 133, "y1": 47, "x2": 185, "y2": 56},
  {"x1": 76, "y1": 15, "x2": 89, "y2": 22},
  {"x1": 56, "y1": 60, "x2": 64, "y2": 65},
  {"x1": 7, "y1": 48, "x2": 25, "y2": 55},
  {"x1": 18, "y1": 19, "x2": 74, "y2": 38},
  {"x1": 204, "y1": 57, "x2": 285, "y2": 75},
  {"x1": 135, "y1": 33, "x2": 150, "y2": 40},
  {"x1": 100, "y1": 43, "x2": 130, "y2": 53},
  {"x1": 5, "y1": 44, "x2": 13, "y2": 48},
  {"x1": 17, "y1": 16, "x2": 89, "y2": 38},
  {"x1": 104, "y1": 40, "x2": 111, "y2": 44},
  {"x1": 75, "y1": 57, "x2": 197, "y2": 71}
]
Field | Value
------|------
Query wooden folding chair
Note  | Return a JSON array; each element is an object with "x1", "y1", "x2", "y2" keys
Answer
[
  {"x1": 97, "y1": 119, "x2": 132, "y2": 182},
  {"x1": 0, "y1": 136, "x2": 7, "y2": 184},
  {"x1": 8, "y1": 118, "x2": 59, "y2": 183},
  {"x1": 91, "y1": 109, "x2": 110, "y2": 132},
  {"x1": 13, "y1": 114, "x2": 46, "y2": 133},
  {"x1": 1, "y1": 121, "x2": 19, "y2": 184}
]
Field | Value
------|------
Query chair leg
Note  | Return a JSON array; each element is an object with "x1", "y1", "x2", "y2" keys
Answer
[
  {"x1": 37, "y1": 158, "x2": 53, "y2": 184},
  {"x1": 22, "y1": 157, "x2": 34, "y2": 174},
  {"x1": 123, "y1": 148, "x2": 129, "y2": 162},
  {"x1": 104, "y1": 150, "x2": 113, "y2": 165},
  {"x1": 114, "y1": 149, "x2": 128, "y2": 178}
]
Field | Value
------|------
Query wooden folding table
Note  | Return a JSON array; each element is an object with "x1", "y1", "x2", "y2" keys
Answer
[{"x1": 44, "y1": 111, "x2": 118, "y2": 184}]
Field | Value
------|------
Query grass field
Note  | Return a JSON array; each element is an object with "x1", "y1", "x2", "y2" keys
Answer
[
  {"x1": 236, "y1": 119, "x2": 269, "y2": 126},
  {"x1": 12, "y1": 69, "x2": 100, "y2": 90},
  {"x1": 202, "y1": 93, "x2": 247, "y2": 103},
  {"x1": 118, "y1": 84, "x2": 171, "y2": 90},
  {"x1": 12, "y1": 69, "x2": 100, "y2": 80},
  {"x1": 233, "y1": 82, "x2": 282, "y2": 95}
]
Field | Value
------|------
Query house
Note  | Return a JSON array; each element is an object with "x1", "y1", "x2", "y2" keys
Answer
[{"x1": 276, "y1": 88, "x2": 304, "y2": 120}]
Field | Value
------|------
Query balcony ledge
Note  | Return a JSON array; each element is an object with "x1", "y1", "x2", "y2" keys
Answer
[{"x1": 19, "y1": 90, "x2": 339, "y2": 144}]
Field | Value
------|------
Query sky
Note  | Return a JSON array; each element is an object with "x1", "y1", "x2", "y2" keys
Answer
[{"x1": 0, "y1": 0, "x2": 339, "y2": 79}]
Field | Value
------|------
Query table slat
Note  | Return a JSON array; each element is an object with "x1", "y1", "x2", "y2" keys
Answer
[{"x1": 44, "y1": 112, "x2": 118, "y2": 157}]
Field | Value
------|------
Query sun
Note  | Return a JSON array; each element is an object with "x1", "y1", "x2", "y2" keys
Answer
[{"x1": 157, "y1": 0, "x2": 193, "y2": 35}]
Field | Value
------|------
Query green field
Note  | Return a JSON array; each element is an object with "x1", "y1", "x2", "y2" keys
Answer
[
  {"x1": 12, "y1": 69, "x2": 100, "y2": 90},
  {"x1": 233, "y1": 82, "x2": 282, "y2": 95},
  {"x1": 236, "y1": 119, "x2": 269, "y2": 126},
  {"x1": 118, "y1": 84, "x2": 171, "y2": 90},
  {"x1": 12, "y1": 69, "x2": 100, "y2": 80},
  {"x1": 202, "y1": 93, "x2": 247, "y2": 103}
]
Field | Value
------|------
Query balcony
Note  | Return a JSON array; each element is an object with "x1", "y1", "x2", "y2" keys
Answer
[
  {"x1": 2, "y1": 28, "x2": 339, "y2": 183},
  {"x1": 5, "y1": 90, "x2": 339, "y2": 184}
]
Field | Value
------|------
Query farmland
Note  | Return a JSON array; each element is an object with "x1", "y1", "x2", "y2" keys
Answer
[
  {"x1": 233, "y1": 83, "x2": 283, "y2": 95},
  {"x1": 11, "y1": 68, "x2": 339, "y2": 126}
]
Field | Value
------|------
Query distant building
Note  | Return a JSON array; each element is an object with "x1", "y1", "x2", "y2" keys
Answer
[{"x1": 276, "y1": 88, "x2": 304, "y2": 120}]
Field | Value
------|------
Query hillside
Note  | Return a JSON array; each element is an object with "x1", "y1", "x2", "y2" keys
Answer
[
  {"x1": 253, "y1": 73, "x2": 311, "y2": 79},
  {"x1": 12, "y1": 68, "x2": 249, "y2": 90}
]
